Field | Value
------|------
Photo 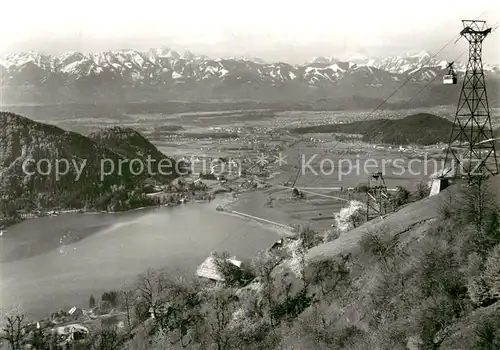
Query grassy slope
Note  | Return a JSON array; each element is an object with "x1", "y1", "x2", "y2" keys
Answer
[{"x1": 307, "y1": 193, "x2": 441, "y2": 262}]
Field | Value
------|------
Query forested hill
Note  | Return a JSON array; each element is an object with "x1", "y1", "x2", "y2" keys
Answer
[
  {"x1": 0, "y1": 112, "x2": 177, "y2": 221},
  {"x1": 292, "y1": 113, "x2": 457, "y2": 145}
]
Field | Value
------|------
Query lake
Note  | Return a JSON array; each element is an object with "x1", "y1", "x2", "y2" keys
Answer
[{"x1": 0, "y1": 196, "x2": 281, "y2": 319}]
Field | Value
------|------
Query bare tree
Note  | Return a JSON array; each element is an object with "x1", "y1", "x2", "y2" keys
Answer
[
  {"x1": 204, "y1": 288, "x2": 238, "y2": 350},
  {"x1": 135, "y1": 269, "x2": 170, "y2": 319},
  {"x1": 449, "y1": 177, "x2": 500, "y2": 256},
  {"x1": 462, "y1": 177, "x2": 499, "y2": 241},
  {"x1": 288, "y1": 300, "x2": 338, "y2": 349},
  {"x1": 309, "y1": 255, "x2": 351, "y2": 298},
  {"x1": 483, "y1": 244, "x2": 500, "y2": 300},
  {"x1": 287, "y1": 238, "x2": 310, "y2": 288},
  {"x1": 146, "y1": 276, "x2": 204, "y2": 348},
  {"x1": 414, "y1": 181, "x2": 430, "y2": 200},
  {"x1": 293, "y1": 225, "x2": 322, "y2": 250},
  {"x1": 122, "y1": 289, "x2": 134, "y2": 333},
  {"x1": 251, "y1": 249, "x2": 285, "y2": 327},
  {"x1": 360, "y1": 230, "x2": 406, "y2": 273},
  {"x1": 0, "y1": 308, "x2": 26, "y2": 350},
  {"x1": 86, "y1": 321, "x2": 124, "y2": 350}
]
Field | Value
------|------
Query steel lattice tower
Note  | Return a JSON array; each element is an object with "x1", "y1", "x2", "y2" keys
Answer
[
  {"x1": 365, "y1": 172, "x2": 390, "y2": 220},
  {"x1": 444, "y1": 20, "x2": 498, "y2": 180}
]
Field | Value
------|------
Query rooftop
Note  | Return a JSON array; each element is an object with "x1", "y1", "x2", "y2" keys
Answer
[{"x1": 196, "y1": 255, "x2": 242, "y2": 281}]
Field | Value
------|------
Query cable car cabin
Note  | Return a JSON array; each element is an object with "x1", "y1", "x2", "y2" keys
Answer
[
  {"x1": 443, "y1": 61, "x2": 457, "y2": 85},
  {"x1": 443, "y1": 74, "x2": 457, "y2": 85}
]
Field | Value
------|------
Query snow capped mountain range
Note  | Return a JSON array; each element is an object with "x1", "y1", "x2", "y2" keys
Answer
[{"x1": 1, "y1": 48, "x2": 498, "y2": 104}]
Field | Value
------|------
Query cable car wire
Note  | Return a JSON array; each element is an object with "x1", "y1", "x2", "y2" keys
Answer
[
  {"x1": 292, "y1": 11, "x2": 493, "y2": 191},
  {"x1": 205, "y1": 12, "x2": 496, "y2": 255}
]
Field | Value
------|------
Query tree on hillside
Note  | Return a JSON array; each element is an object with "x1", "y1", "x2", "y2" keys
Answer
[
  {"x1": 287, "y1": 239, "x2": 309, "y2": 287},
  {"x1": 323, "y1": 229, "x2": 341, "y2": 243},
  {"x1": 334, "y1": 201, "x2": 367, "y2": 233},
  {"x1": 0, "y1": 194, "x2": 18, "y2": 219},
  {"x1": 453, "y1": 177, "x2": 500, "y2": 256},
  {"x1": 309, "y1": 255, "x2": 352, "y2": 299},
  {"x1": 360, "y1": 229, "x2": 407, "y2": 273},
  {"x1": 287, "y1": 226, "x2": 322, "y2": 287},
  {"x1": 212, "y1": 251, "x2": 255, "y2": 287},
  {"x1": 414, "y1": 182, "x2": 430, "y2": 200},
  {"x1": 150, "y1": 276, "x2": 204, "y2": 348},
  {"x1": 293, "y1": 225, "x2": 322, "y2": 250},
  {"x1": 85, "y1": 321, "x2": 125, "y2": 350},
  {"x1": 465, "y1": 253, "x2": 490, "y2": 307},
  {"x1": 0, "y1": 306, "x2": 26, "y2": 350},
  {"x1": 483, "y1": 244, "x2": 500, "y2": 300},
  {"x1": 135, "y1": 269, "x2": 170, "y2": 320},
  {"x1": 203, "y1": 287, "x2": 239, "y2": 350},
  {"x1": 392, "y1": 186, "x2": 411, "y2": 208},
  {"x1": 283, "y1": 300, "x2": 366, "y2": 349},
  {"x1": 251, "y1": 249, "x2": 285, "y2": 327},
  {"x1": 269, "y1": 270, "x2": 314, "y2": 324},
  {"x1": 122, "y1": 289, "x2": 134, "y2": 334}
]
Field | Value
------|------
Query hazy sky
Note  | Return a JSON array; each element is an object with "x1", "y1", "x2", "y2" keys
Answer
[{"x1": 1, "y1": 0, "x2": 499, "y2": 64}]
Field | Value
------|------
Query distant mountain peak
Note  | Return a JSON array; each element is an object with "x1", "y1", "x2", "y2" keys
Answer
[
  {"x1": 182, "y1": 49, "x2": 195, "y2": 60},
  {"x1": 308, "y1": 56, "x2": 339, "y2": 65}
]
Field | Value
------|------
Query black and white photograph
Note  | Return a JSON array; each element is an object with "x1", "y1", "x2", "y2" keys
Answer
[{"x1": 1, "y1": 1, "x2": 500, "y2": 349}]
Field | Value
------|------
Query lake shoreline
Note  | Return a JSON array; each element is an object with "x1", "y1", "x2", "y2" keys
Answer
[
  {"x1": 1, "y1": 189, "x2": 283, "y2": 319},
  {"x1": 0, "y1": 184, "x2": 232, "y2": 232}
]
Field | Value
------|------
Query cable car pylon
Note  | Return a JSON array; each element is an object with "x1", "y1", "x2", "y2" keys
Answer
[
  {"x1": 441, "y1": 19, "x2": 499, "y2": 186},
  {"x1": 365, "y1": 171, "x2": 390, "y2": 220}
]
